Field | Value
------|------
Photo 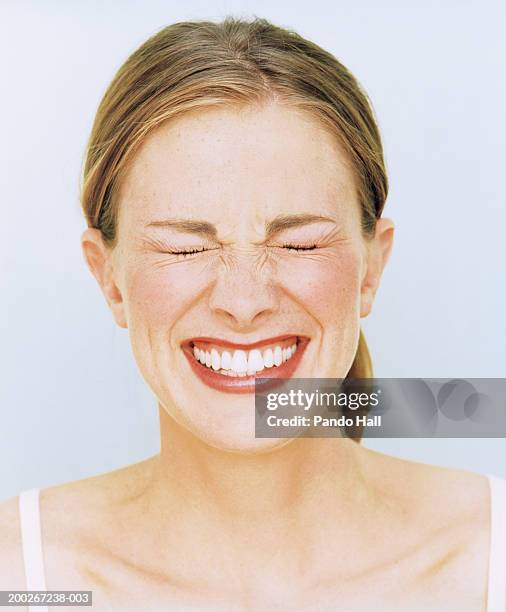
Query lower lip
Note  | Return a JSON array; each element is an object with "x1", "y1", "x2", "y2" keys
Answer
[{"x1": 181, "y1": 338, "x2": 309, "y2": 394}]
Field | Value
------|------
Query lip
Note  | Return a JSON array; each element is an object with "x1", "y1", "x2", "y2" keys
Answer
[
  {"x1": 181, "y1": 336, "x2": 310, "y2": 394},
  {"x1": 182, "y1": 334, "x2": 300, "y2": 351}
]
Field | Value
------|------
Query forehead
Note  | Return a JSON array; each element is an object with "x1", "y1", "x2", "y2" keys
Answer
[{"x1": 117, "y1": 102, "x2": 358, "y2": 229}]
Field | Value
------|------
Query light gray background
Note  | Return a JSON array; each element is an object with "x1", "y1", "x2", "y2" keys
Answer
[{"x1": 1, "y1": 0, "x2": 505, "y2": 501}]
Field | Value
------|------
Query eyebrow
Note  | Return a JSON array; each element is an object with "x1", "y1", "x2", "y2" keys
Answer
[
  {"x1": 145, "y1": 213, "x2": 336, "y2": 240},
  {"x1": 145, "y1": 219, "x2": 217, "y2": 239},
  {"x1": 264, "y1": 214, "x2": 336, "y2": 238}
]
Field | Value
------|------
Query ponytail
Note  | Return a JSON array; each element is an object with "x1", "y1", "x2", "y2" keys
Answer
[
  {"x1": 345, "y1": 328, "x2": 373, "y2": 442},
  {"x1": 347, "y1": 328, "x2": 373, "y2": 379}
]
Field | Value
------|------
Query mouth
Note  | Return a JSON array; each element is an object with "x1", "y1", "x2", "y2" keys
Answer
[{"x1": 181, "y1": 335, "x2": 310, "y2": 394}]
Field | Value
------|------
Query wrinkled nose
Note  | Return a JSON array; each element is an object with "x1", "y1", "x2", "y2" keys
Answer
[{"x1": 208, "y1": 258, "x2": 278, "y2": 331}]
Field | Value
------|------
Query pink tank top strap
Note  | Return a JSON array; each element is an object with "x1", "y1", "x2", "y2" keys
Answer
[
  {"x1": 487, "y1": 474, "x2": 506, "y2": 611},
  {"x1": 18, "y1": 488, "x2": 49, "y2": 612}
]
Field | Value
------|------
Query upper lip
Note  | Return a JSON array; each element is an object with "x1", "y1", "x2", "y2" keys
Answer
[{"x1": 182, "y1": 334, "x2": 307, "y2": 351}]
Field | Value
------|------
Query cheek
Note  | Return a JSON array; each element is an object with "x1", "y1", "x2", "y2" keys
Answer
[
  {"x1": 276, "y1": 249, "x2": 362, "y2": 323},
  {"x1": 124, "y1": 262, "x2": 209, "y2": 335},
  {"x1": 122, "y1": 249, "x2": 362, "y2": 335}
]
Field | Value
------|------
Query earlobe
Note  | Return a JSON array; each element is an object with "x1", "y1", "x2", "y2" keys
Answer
[
  {"x1": 81, "y1": 228, "x2": 128, "y2": 329},
  {"x1": 359, "y1": 217, "x2": 395, "y2": 318}
]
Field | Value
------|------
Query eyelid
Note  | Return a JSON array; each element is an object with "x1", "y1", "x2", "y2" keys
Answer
[
  {"x1": 143, "y1": 234, "x2": 219, "y2": 249},
  {"x1": 168, "y1": 247, "x2": 207, "y2": 254},
  {"x1": 163, "y1": 246, "x2": 217, "y2": 256},
  {"x1": 149, "y1": 239, "x2": 321, "y2": 256},
  {"x1": 278, "y1": 243, "x2": 319, "y2": 252}
]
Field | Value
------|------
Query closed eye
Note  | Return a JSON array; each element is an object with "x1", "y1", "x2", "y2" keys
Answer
[
  {"x1": 162, "y1": 248, "x2": 212, "y2": 257},
  {"x1": 158, "y1": 245, "x2": 319, "y2": 256},
  {"x1": 281, "y1": 244, "x2": 319, "y2": 252}
]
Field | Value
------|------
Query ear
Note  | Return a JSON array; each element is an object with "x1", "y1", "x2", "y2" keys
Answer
[
  {"x1": 360, "y1": 217, "x2": 395, "y2": 318},
  {"x1": 81, "y1": 228, "x2": 128, "y2": 328}
]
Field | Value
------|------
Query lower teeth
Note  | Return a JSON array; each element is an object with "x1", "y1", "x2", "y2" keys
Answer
[
  {"x1": 200, "y1": 360, "x2": 289, "y2": 377},
  {"x1": 219, "y1": 369, "x2": 257, "y2": 377}
]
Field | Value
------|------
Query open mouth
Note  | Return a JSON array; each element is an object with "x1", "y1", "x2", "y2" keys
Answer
[{"x1": 181, "y1": 335, "x2": 309, "y2": 394}]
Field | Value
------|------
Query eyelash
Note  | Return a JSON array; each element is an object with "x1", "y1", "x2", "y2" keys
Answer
[
  {"x1": 281, "y1": 244, "x2": 318, "y2": 252},
  {"x1": 164, "y1": 244, "x2": 319, "y2": 257},
  {"x1": 165, "y1": 248, "x2": 208, "y2": 257}
]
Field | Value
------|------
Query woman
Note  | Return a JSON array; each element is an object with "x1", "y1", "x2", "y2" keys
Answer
[{"x1": 1, "y1": 16, "x2": 505, "y2": 611}]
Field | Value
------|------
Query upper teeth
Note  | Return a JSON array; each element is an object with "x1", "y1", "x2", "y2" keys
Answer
[{"x1": 192, "y1": 341, "x2": 298, "y2": 376}]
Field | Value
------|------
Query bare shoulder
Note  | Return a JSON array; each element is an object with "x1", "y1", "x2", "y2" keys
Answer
[
  {"x1": 399, "y1": 454, "x2": 491, "y2": 551},
  {"x1": 0, "y1": 494, "x2": 27, "y2": 589},
  {"x1": 0, "y1": 457, "x2": 156, "y2": 591},
  {"x1": 39, "y1": 456, "x2": 156, "y2": 534},
  {"x1": 36, "y1": 457, "x2": 157, "y2": 577},
  {"x1": 360, "y1": 445, "x2": 491, "y2": 605},
  {"x1": 360, "y1": 444, "x2": 491, "y2": 518}
]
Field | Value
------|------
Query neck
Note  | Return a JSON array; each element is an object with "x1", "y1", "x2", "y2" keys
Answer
[
  {"x1": 132, "y1": 403, "x2": 377, "y2": 584},
  {"x1": 153, "y1": 401, "x2": 371, "y2": 521}
]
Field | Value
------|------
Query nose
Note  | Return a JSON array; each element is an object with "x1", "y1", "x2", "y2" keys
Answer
[{"x1": 208, "y1": 257, "x2": 279, "y2": 331}]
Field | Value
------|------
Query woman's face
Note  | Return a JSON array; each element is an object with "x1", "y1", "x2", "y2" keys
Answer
[{"x1": 83, "y1": 102, "x2": 393, "y2": 452}]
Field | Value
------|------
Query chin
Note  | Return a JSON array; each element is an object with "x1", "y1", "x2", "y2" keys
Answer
[
  {"x1": 173, "y1": 411, "x2": 292, "y2": 455},
  {"x1": 195, "y1": 428, "x2": 296, "y2": 455}
]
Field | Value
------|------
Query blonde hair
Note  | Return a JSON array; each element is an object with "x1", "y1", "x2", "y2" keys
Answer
[{"x1": 80, "y1": 16, "x2": 388, "y2": 381}]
